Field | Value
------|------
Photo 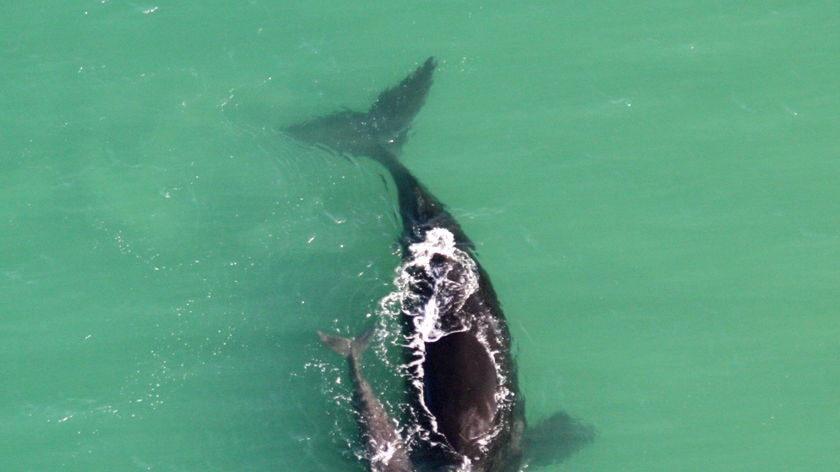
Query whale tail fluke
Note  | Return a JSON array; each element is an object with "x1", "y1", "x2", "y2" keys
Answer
[
  {"x1": 365, "y1": 56, "x2": 436, "y2": 155},
  {"x1": 318, "y1": 325, "x2": 376, "y2": 359},
  {"x1": 285, "y1": 57, "x2": 436, "y2": 159}
]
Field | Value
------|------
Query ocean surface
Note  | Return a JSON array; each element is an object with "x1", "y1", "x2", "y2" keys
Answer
[{"x1": 2, "y1": 2, "x2": 838, "y2": 471}]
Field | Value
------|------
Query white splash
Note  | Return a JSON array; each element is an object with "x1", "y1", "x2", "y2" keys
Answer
[{"x1": 390, "y1": 227, "x2": 479, "y2": 343}]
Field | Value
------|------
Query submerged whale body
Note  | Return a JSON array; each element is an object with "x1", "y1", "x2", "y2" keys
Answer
[{"x1": 290, "y1": 58, "x2": 593, "y2": 471}]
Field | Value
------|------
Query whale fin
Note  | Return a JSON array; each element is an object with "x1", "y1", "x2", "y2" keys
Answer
[
  {"x1": 523, "y1": 410, "x2": 596, "y2": 467},
  {"x1": 286, "y1": 57, "x2": 462, "y2": 245},
  {"x1": 286, "y1": 57, "x2": 436, "y2": 158},
  {"x1": 318, "y1": 325, "x2": 376, "y2": 359},
  {"x1": 318, "y1": 326, "x2": 415, "y2": 472},
  {"x1": 365, "y1": 56, "x2": 436, "y2": 155}
]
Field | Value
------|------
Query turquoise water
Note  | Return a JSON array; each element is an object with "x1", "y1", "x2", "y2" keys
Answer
[{"x1": 3, "y1": 2, "x2": 839, "y2": 470}]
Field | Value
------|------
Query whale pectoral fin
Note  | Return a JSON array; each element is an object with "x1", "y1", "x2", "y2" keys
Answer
[{"x1": 523, "y1": 410, "x2": 595, "y2": 467}]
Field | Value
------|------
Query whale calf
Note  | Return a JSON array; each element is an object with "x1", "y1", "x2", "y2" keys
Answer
[
  {"x1": 319, "y1": 327, "x2": 412, "y2": 472},
  {"x1": 294, "y1": 57, "x2": 593, "y2": 471}
]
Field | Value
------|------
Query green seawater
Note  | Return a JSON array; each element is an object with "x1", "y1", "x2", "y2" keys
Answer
[{"x1": 2, "y1": 2, "x2": 838, "y2": 470}]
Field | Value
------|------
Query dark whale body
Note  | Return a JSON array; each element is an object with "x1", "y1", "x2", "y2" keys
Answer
[{"x1": 292, "y1": 58, "x2": 593, "y2": 471}]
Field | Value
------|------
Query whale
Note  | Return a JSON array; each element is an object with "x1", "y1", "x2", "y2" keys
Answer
[
  {"x1": 293, "y1": 57, "x2": 593, "y2": 471},
  {"x1": 318, "y1": 327, "x2": 413, "y2": 472}
]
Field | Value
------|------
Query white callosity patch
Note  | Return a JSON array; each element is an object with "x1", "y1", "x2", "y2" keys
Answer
[
  {"x1": 370, "y1": 439, "x2": 400, "y2": 469},
  {"x1": 391, "y1": 227, "x2": 479, "y2": 343}
]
